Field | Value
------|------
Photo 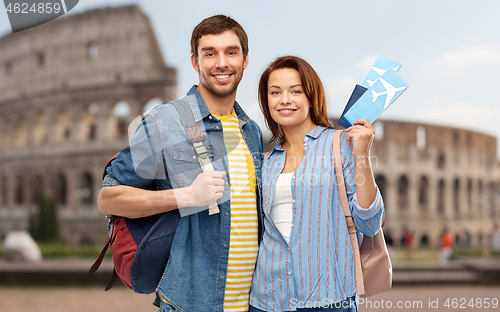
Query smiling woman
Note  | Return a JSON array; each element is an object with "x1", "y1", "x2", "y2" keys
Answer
[
  {"x1": 258, "y1": 56, "x2": 332, "y2": 143},
  {"x1": 250, "y1": 56, "x2": 384, "y2": 312}
]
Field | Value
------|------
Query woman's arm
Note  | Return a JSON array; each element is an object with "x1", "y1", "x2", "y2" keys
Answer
[
  {"x1": 344, "y1": 119, "x2": 377, "y2": 208},
  {"x1": 341, "y1": 119, "x2": 384, "y2": 236}
]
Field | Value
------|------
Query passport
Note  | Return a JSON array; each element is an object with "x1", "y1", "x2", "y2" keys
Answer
[{"x1": 337, "y1": 85, "x2": 368, "y2": 128}]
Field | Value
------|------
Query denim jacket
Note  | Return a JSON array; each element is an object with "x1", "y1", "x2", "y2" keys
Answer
[{"x1": 102, "y1": 86, "x2": 264, "y2": 312}]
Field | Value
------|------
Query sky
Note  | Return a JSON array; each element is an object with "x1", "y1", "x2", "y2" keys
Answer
[{"x1": 1, "y1": 0, "x2": 500, "y2": 158}]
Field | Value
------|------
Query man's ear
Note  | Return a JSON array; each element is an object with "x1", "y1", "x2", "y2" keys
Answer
[
  {"x1": 243, "y1": 54, "x2": 249, "y2": 70},
  {"x1": 191, "y1": 54, "x2": 200, "y2": 73}
]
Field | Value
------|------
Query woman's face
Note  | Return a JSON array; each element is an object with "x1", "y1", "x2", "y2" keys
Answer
[{"x1": 267, "y1": 68, "x2": 313, "y2": 130}]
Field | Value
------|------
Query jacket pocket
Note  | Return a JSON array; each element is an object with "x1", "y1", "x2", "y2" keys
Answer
[{"x1": 172, "y1": 147, "x2": 213, "y2": 187}]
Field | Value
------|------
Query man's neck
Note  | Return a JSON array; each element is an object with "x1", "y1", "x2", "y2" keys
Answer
[{"x1": 197, "y1": 86, "x2": 236, "y2": 116}]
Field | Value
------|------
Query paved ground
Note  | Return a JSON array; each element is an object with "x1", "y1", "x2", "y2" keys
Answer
[
  {"x1": 0, "y1": 286, "x2": 158, "y2": 312},
  {"x1": 1, "y1": 257, "x2": 499, "y2": 311},
  {"x1": 1, "y1": 285, "x2": 499, "y2": 312}
]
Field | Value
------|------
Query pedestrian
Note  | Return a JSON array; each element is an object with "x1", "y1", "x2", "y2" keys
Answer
[
  {"x1": 491, "y1": 224, "x2": 500, "y2": 253},
  {"x1": 439, "y1": 228, "x2": 454, "y2": 265},
  {"x1": 403, "y1": 228, "x2": 414, "y2": 261}
]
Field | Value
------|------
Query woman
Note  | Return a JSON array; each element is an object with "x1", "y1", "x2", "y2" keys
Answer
[{"x1": 249, "y1": 56, "x2": 385, "y2": 312}]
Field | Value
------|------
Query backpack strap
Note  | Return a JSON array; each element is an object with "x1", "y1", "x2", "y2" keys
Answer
[
  {"x1": 171, "y1": 99, "x2": 219, "y2": 215},
  {"x1": 332, "y1": 130, "x2": 365, "y2": 296}
]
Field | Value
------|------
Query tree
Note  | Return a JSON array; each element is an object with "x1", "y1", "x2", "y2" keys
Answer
[{"x1": 29, "y1": 191, "x2": 61, "y2": 243}]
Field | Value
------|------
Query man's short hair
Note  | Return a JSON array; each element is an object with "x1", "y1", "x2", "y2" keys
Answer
[{"x1": 191, "y1": 15, "x2": 248, "y2": 59}]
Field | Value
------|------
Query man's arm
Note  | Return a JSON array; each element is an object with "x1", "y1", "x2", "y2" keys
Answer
[{"x1": 98, "y1": 171, "x2": 227, "y2": 218}]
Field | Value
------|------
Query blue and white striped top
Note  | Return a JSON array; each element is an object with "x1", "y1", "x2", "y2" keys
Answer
[{"x1": 249, "y1": 126, "x2": 385, "y2": 312}]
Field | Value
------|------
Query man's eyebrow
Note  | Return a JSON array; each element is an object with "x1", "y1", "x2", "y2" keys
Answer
[
  {"x1": 200, "y1": 47, "x2": 215, "y2": 52},
  {"x1": 226, "y1": 45, "x2": 242, "y2": 50}
]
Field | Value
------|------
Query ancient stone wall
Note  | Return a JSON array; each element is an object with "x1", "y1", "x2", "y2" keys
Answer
[{"x1": 0, "y1": 5, "x2": 177, "y2": 245}]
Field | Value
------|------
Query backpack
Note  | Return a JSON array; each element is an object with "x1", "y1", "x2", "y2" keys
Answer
[{"x1": 90, "y1": 99, "x2": 218, "y2": 294}]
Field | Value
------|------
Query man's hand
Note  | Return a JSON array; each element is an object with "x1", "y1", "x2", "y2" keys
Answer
[{"x1": 174, "y1": 171, "x2": 227, "y2": 208}]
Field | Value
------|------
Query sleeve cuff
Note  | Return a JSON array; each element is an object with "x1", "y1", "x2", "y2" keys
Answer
[
  {"x1": 352, "y1": 187, "x2": 383, "y2": 220},
  {"x1": 102, "y1": 174, "x2": 123, "y2": 187}
]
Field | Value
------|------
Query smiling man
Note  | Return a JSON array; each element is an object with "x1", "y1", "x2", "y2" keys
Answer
[{"x1": 98, "y1": 15, "x2": 264, "y2": 312}]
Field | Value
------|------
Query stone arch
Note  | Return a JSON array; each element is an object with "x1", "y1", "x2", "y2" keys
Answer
[
  {"x1": 416, "y1": 126, "x2": 426, "y2": 151},
  {"x1": 52, "y1": 173, "x2": 67, "y2": 206},
  {"x1": 88, "y1": 42, "x2": 98, "y2": 60},
  {"x1": 397, "y1": 175, "x2": 409, "y2": 210},
  {"x1": 437, "y1": 179, "x2": 446, "y2": 215},
  {"x1": 79, "y1": 172, "x2": 94, "y2": 206},
  {"x1": 453, "y1": 178, "x2": 460, "y2": 216},
  {"x1": 418, "y1": 175, "x2": 429, "y2": 210},
  {"x1": 54, "y1": 109, "x2": 71, "y2": 142},
  {"x1": 33, "y1": 111, "x2": 48, "y2": 146},
  {"x1": 489, "y1": 182, "x2": 496, "y2": 218},
  {"x1": 375, "y1": 175, "x2": 387, "y2": 201},
  {"x1": 467, "y1": 178, "x2": 473, "y2": 217},
  {"x1": 113, "y1": 101, "x2": 131, "y2": 138},
  {"x1": 32, "y1": 175, "x2": 43, "y2": 204},
  {"x1": 2, "y1": 119, "x2": 12, "y2": 149},
  {"x1": 15, "y1": 116, "x2": 28, "y2": 148},
  {"x1": 14, "y1": 175, "x2": 23, "y2": 205},
  {"x1": 1, "y1": 175, "x2": 7, "y2": 205},
  {"x1": 37, "y1": 51, "x2": 45, "y2": 68},
  {"x1": 478, "y1": 180, "x2": 484, "y2": 212},
  {"x1": 437, "y1": 153, "x2": 446, "y2": 170},
  {"x1": 80, "y1": 104, "x2": 98, "y2": 142},
  {"x1": 143, "y1": 97, "x2": 163, "y2": 115}
]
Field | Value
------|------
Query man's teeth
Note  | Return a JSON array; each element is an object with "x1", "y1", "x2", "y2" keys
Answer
[{"x1": 214, "y1": 74, "x2": 230, "y2": 79}]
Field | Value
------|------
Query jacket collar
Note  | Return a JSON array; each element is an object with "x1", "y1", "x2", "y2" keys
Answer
[
  {"x1": 185, "y1": 85, "x2": 250, "y2": 126},
  {"x1": 267, "y1": 125, "x2": 327, "y2": 158}
]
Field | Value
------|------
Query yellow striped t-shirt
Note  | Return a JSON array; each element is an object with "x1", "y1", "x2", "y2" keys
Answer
[{"x1": 214, "y1": 111, "x2": 259, "y2": 312}]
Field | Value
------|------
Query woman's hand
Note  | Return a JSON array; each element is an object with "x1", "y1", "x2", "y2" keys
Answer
[{"x1": 344, "y1": 119, "x2": 375, "y2": 158}]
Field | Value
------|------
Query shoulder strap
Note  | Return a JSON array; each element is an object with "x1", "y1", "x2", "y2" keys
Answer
[
  {"x1": 171, "y1": 99, "x2": 219, "y2": 215},
  {"x1": 333, "y1": 130, "x2": 365, "y2": 296}
]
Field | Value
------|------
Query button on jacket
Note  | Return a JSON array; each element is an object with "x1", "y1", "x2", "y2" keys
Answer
[
  {"x1": 103, "y1": 85, "x2": 264, "y2": 312},
  {"x1": 249, "y1": 126, "x2": 384, "y2": 312}
]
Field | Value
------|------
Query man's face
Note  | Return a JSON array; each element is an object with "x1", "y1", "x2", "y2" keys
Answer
[{"x1": 191, "y1": 30, "x2": 248, "y2": 98}]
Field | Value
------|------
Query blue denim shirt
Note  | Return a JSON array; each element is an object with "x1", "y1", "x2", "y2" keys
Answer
[{"x1": 102, "y1": 85, "x2": 264, "y2": 312}]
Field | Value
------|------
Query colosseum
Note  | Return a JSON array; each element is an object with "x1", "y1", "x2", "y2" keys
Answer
[
  {"x1": 0, "y1": 5, "x2": 176, "y2": 245},
  {"x1": 0, "y1": 5, "x2": 499, "y2": 249},
  {"x1": 365, "y1": 120, "x2": 500, "y2": 248}
]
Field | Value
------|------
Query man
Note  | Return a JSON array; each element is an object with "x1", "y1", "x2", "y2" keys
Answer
[{"x1": 98, "y1": 15, "x2": 263, "y2": 312}]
